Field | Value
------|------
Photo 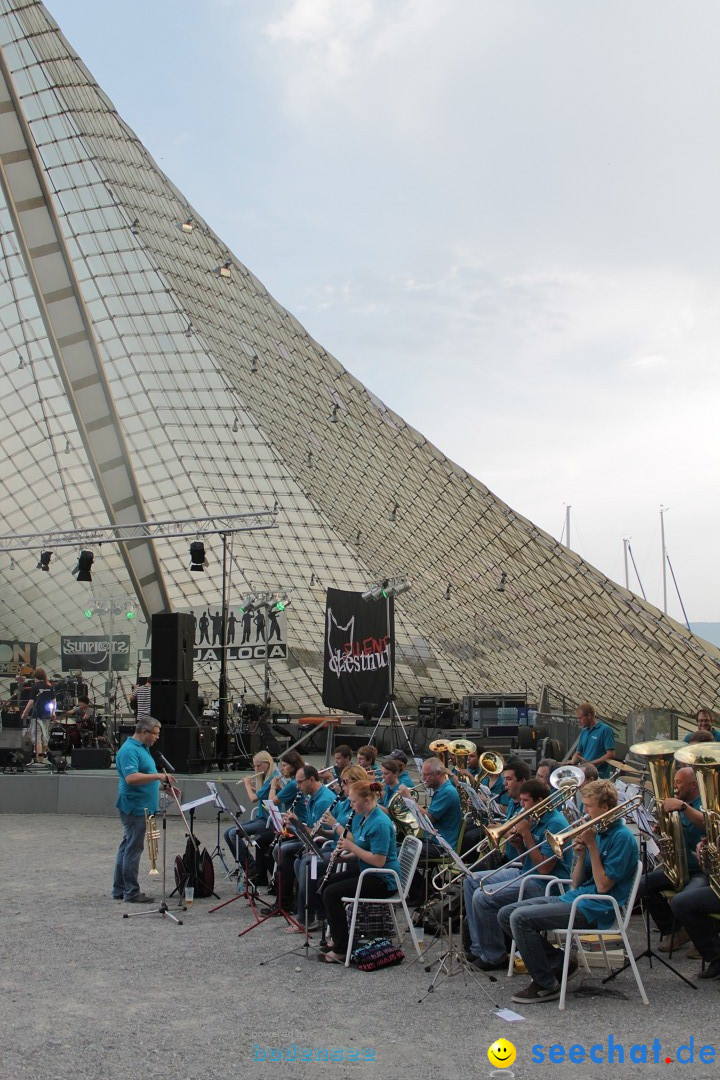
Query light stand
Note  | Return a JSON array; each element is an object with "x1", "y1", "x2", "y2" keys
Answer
[{"x1": 362, "y1": 578, "x2": 416, "y2": 760}]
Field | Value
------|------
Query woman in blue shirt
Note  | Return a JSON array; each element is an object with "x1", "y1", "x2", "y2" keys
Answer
[
  {"x1": 251, "y1": 750, "x2": 305, "y2": 886},
  {"x1": 223, "y1": 751, "x2": 278, "y2": 874},
  {"x1": 318, "y1": 780, "x2": 402, "y2": 964}
]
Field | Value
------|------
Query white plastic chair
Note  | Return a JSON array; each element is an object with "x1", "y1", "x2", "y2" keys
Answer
[
  {"x1": 554, "y1": 860, "x2": 648, "y2": 1010},
  {"x1": 341, "y1": 835, "x2": 423, "y2": 967},
  {"x1": 506, "y1": 874, "x2": 571, "y2": 976}
]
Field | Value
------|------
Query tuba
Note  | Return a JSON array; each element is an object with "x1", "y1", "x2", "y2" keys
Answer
[
  {"x1": 386, "y1": 791, "x2": 422, "y2": 839},
  {"x1": 144, "y1": 809, "x2": 160, "y2": 877},
  {"x1": 675, "y1": 743, "x2": 720, "y2": 900},
  {"x1": 630, "y1": 740, "x2": 688, "y2": 890}
]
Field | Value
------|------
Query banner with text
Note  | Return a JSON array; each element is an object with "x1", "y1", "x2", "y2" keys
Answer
[
  {"x1": 60, "y1": 635, "x2": 131, "y2": 671},
  {"x1": 0, "y1": 639, "x2": 38, "y2": 676},
  {"x1": 138, "y1": 604, "x2": 288, "y2": 666},
  {"x1": 322, "y1": 588, "x2": 394, "y2": 712}
]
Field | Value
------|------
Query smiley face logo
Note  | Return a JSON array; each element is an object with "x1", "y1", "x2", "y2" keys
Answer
[{"x1": 487, "y1": 1039, "x2": 516, "y2": 1069}]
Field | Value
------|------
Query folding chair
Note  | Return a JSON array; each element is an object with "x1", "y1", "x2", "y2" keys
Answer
[
  {"x1": 506, "y1": 874, "x2": 571, "y2": 976},
  {"x1": 342, "y1": 835, "x2": 423, "y2": 967}
]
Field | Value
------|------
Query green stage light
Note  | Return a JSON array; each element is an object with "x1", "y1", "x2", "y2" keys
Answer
[{"x1": 84, "y1": 609, "x2": 93, "y2": 618}]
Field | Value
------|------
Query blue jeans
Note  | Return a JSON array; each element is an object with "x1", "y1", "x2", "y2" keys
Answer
[
  {"x1": 113, "y1": 811, "x2": 148, "y2": 900},
  {"x1": 224, "y1": 818, "x2": 267, "y2": 870},
  {"x1": 464, "y1": 866, "x2": 549, "y2": 963},
  {"x1": 498, "y1": 896, "x2": 591, "y2": 990}
]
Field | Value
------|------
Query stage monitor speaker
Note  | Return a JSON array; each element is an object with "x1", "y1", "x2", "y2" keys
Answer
[
  {"x1": 151, "y1": 680, "x2": 198, "y2": 726},
  {"x1": 71, "y1": 747, "x2": 113, "y2": 769},
  {"x1": 117, "y1": 723, "x2": 136, "y2": 747},
  {"x1": 157, "y1": 724, "x2": 215, "y2": 774},
  {"x1": 0, "y1": 727, "x2": 32, "y2": 767},
  {"x1": 151, "y1": 612, "x2": 195, "y2": 681}
]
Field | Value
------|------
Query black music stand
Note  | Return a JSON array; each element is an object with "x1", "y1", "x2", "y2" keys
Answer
[
  {"x1": 208, "y1": 806, "x2": 272, "y2": 918},
  {"x1": 260, "y1": 822, "x2": 327, "y2": 962},
  {"x1": 603, "y1": 835, "x2": 696, "y2": 990}
]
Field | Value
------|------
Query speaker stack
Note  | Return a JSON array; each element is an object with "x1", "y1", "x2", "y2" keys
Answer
[{"x1": 151, "y1": 613, "x2": 209, "y2": 772}]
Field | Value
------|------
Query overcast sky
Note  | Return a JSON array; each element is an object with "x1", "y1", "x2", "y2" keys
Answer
[{"x1": 52, "y1": 0, "x2": 720, "y2": 622}]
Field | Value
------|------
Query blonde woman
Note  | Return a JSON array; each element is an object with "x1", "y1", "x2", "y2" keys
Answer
[{"x1": 224, "y1": 751, "x2": 278, "y2": 871}]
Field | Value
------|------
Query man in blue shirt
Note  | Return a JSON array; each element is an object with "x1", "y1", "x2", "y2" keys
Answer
[
  {"x1": 498, "y1": 780, "x2": 638, "y2": 1003},
  {"x1": 638, "y1": 766, "x2": 706, "y2": 951},
  {"x1": 402, "y1": 757, "x2": 462, "y2": 853},
  {"x1": 570, "y1": 701, "x2": 616, "y2": 779},
  {"x1": 464, "y1": 779, "x2": 572, "y2": 970},
  {"x1": 272, "y1": 764, "x2": 336, "y2": 915},
  {"x1": 113, "y1": 717, "x2": 175, "y2": 903},
  {"x1": 683, "y1": 709, "x2": 720, "y2": 743}
]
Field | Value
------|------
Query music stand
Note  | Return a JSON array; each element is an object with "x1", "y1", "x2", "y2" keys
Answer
[
  {"x1": 260, "y1": 821, "x2": 328, "y2": 963},
  {"x1": 603, "y1": 835, "x2": 696, "y2": 990},
  {"x1": 208, "y1": 789, "x2": 272, "y2": 918},
  {"x1": 123, "y1": 794, "x2": 185, "y2": 926}
]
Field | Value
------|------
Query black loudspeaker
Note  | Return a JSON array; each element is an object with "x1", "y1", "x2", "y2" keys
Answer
[
  {"x1": 117, "y1": 723, "x2": 136, "y2": 747},
  {"x1": 157, "y1": 724, "x2": 216, "y2": 774},
  {"x1": 151, "y1": 612, "x2": 195, "y2": 681},
  {"x1": 0, "y1": 728, "x2": 32, "y2": 767},
  {"x1": 71, "y1": 747, "x2": 113, "y2": 769},
  {"x1": 151, "y1": 681, "x2": 198, "y2": 726}
]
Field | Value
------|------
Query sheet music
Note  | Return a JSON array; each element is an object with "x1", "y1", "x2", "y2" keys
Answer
[
  {"x1": 179, "y1": 793, "x2": 216, "y2": 812},
  {"x1": 264, "y1": 800, "x2": 284, "y2": 832},
  {"x1": 402, "y1": 796, "x2": 436, "y2": 836}
]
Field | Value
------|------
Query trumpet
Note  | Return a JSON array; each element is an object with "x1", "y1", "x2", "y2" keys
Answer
[{"x1": 144, "y1": 809, "x2": 160, "y2": 877}]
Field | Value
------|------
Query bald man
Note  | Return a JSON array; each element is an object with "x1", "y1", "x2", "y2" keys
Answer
[{"x1": 637, "y1": 765, "x2": 706, "y2": 953}]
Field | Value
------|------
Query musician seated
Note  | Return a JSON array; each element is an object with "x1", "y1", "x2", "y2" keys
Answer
[
  {"x1": 250, "y1": 751, "x2": 305, "y2": 886},
  {"x1": 271, "y1": 765, "x2": 336, "y2": 916},
  {"x1": 357, "y1": 744, "x2": 383, "y2": 781},
  {"x1": 399, "y1": 757, "x2": 462, "y2": 855},
  {"x1": 683, "y1": 708, "x2": 720, "y2": 743},
  {"x1": 497, "y1": 779, "x2": 639, "y2": 1003},
  {"x1": 637, "y1": 765, "x2": 706, "y2": 952},
  {"x1": 535, "y1": 758, "x2": 559, "y2": 787},
  {"x1": 332, "y1": 744, "x2": 353, "y2": 781},
  {"x1": 388, "y1": 748, "x2": 415, "y2": 788},
  {"x1": 688, "y1": 730, "x2": 714, "y2": 745},
  {"x1": 318, "y1": 779, "x2": 402, "y2": 964},
  {"x1": 223, "y1": 752, "x2": 279, "y2": 874},
  {"x1": 670, "y1": 839, "x2": 720, "y2": 980},
  {"x1": 290, "y1": 765, "x2": 366, "y2": 933},
  {"x1": 463, "y1": 780, "x2": 572, "y2": 970},
  {"x1": 569, "y1": 701, "x2": 616, "y2": 778},
  {"x1": 379, "y1": 758, "x2": 403, "y2": 809}
]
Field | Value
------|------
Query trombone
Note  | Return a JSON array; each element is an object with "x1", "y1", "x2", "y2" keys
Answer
[{"x1": 431, "y1": 781, "x2": 580, "y2": 893}]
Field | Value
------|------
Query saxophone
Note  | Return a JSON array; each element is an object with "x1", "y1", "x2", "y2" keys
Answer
[
  {"x1": 144, "y1": 809, "x2": 160, "y2": 877},
  {"x1": 630, "y1": 740, "x2": 688, "y2": 890}
]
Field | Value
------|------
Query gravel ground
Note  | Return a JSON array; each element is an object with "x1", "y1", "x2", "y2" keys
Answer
[{"x1": 1, "y1": 812, "x2": 719, "y2": 1080}]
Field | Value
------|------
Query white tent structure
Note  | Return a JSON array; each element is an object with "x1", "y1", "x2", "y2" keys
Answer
[{"x1": 0, "y1": 0, "x2": 718, "y2": 718}]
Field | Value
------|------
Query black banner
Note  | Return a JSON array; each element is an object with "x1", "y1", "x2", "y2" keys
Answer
[
  {"x1": 0, "y1": 639, "x2": 38, "y2": 676},
  {"x1": 322, "y1": 588, "x2": 394, "y2": 712},
  {"x1": 60, "y1": 635, "x2": 131, "y2": 672}
]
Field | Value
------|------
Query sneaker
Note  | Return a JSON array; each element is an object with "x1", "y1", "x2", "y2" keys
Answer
[
  {"x1": 511, "y1": 981, "x2": 561, "y2": 1004},
  {"x1": 552, "y1": 957, "x2": 579, "y2": 982},
  {"x1": 125, "y1": 893, "x2": 155, "y2": 904},
  {"x1": 659, "y1": 928, "x2": 690, "y2": 953}
]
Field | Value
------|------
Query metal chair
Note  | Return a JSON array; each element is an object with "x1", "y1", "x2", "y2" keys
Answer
[
  {"x1": 506, "y1": 874, "x2": 572, "y2": 976},
  {"x1": 341, "y1": 835, "x2": 423, "y2": 967}
]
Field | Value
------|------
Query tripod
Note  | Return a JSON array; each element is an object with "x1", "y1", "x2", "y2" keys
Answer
[
  {"x1": 603, "y1": 836, "x2": 696, "y2": 990},
  {"x1": 365, "y1": 586, "x2": 417, "y2": 761},
  {"x1": 123, "y1": 803, "x2": 185, "y2": 926},
  {"x1": 209, "y1": 814, "x2": 277, "y2": 925}
]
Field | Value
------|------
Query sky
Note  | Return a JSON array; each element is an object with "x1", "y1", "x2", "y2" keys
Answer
[{"x1": 50, "y1": 0, "x2": 720, "y2": 623}]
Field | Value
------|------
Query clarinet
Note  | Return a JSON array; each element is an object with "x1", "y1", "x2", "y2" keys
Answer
[
  {"x1": 317, "y1": 810, "x2": 355, "y2": 895},
  {"x1": 310, "y1": 794, "x2": 343, "y2": 839}
]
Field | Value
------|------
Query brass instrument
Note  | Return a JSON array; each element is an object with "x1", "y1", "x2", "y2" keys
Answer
[
  {"x1": 675, "y1": 743, "x2": 720, "y2": 899},
  {"x1": 429, "y1": 739, "x2": 453, "y2": 767},
  {"x1": 545, "y1": 794, "x2": 644, "y2": 860},
  {"x1": 450, "y1": 738, "x2": 476, "y2": 770},
  {"x1": 144, "y1": 809, "x2": 160, "y2": 877},
  {"x1": 386, "y1": 791, "x2": 422, "y2": 839},
  {"x1": 630, "y1": 740, "x2": 688, "y2": 890},
  {"x1": 549, "y1": 765, "x2": 585, "y2": 824},
  {"x1": 474, "y1": 750, "x2": 504, "y2": 789}
]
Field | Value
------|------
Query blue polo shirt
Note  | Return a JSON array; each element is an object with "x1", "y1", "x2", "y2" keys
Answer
[
  {"x1": 352, "y1": 805, "x2": 401, "y2": 892},
  {"x1": 511, "y1": 808, "x2": 572, "y2": 877},
  {"x1": 275, "y1": 777, "x2": 308, "y2": 822},
  {"x1": 492, "y1": 774, "x2": 509, "y2": 806},
  {"x1": 683, "y1": 729, "x2": 720, "y2": 743},
  {"x1": 398, "y1": 770, "x2": 415, "y2": 788},
  {"x1": 305, "y1": 783, "x2": 336, "y2": 827},
  {"x1": 381, "y1": 782, "x2": 401, "y2": 808},
  {"x1": 255, "y1": 769, "x2": 280, "y2": 821},
  {"x1": 683, "y1": 795, "x2": 705, "y2": 872},
  {"x1": 559, "y1": 819, "x2": 638, "y2": 929},
  {"x1": 115, "y1": 737, "x2": 159, "y2": 816},
  {"x1": 428, "y1": 779, "x2": 462, "y2": 847},
  {"x1": 577, "y1": 721, "x2": 616, "y2": 778}
]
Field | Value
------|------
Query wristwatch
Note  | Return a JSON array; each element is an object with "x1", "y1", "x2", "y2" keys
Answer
[{"x1": 680, "y1": 801, "x2": 688, "y2": 813}]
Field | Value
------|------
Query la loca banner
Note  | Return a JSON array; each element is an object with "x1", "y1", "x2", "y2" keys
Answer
[
  {"x1": 322, "y1": 588, "x2": 394, "y2": 712},
  {"x1": 0, "y1": 639, "x2": 38, "y2": 676},
  {"x1": 60, "y1": 635, "x2": 131, "y2": 671},
  {"x1": 138, "y1": 604, "x2": 288, "y2": 666}
]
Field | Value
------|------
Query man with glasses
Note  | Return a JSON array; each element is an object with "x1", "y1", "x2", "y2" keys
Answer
[
  {"x1": 112, "y1": 716, "x2": 175, "y2": 903},
  {"x1": 270, "y1": 764, "x2": 336, "y2": 916}
]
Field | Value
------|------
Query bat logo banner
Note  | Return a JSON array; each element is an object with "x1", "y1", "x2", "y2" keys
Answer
[{"x1": 322, "y1": 588, "x2": 394, "y2": 712}]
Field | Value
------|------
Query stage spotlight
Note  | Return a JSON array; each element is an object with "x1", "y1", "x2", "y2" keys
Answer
[
  {"x1": 37, "y1": 551, "x2": 52, "y2": 572},
  {"x1": 73, "y1": 550, "x2": 94, "y2": 581},
  {"x1": 190, "y1": 541, "x2": 207, "y2": 572}
]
